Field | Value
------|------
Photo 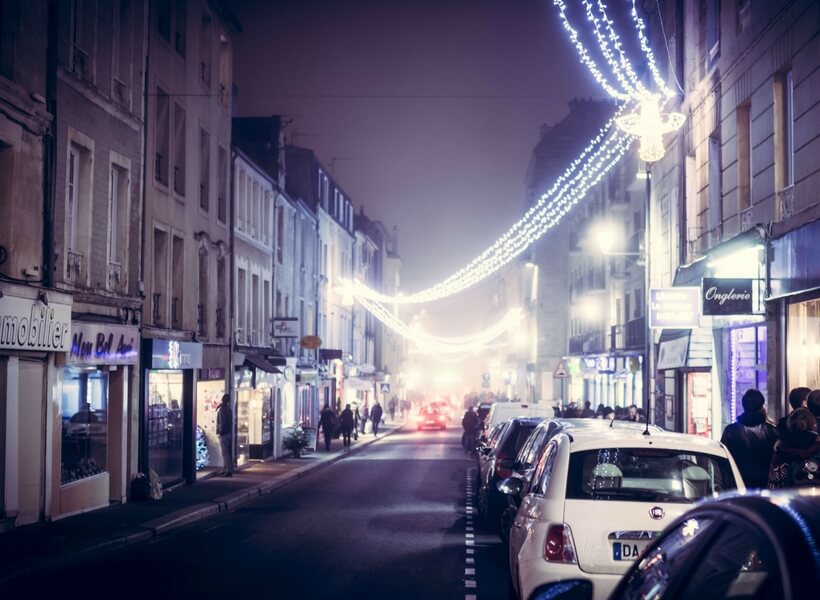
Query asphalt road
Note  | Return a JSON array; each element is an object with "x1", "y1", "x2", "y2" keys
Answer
[{"x1": 4, "y1": 425, "x2": 510, "y2": 600}]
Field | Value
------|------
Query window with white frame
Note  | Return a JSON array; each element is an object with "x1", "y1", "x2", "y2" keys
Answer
[
  {"x1": 66, "y1": 142, "x2": 92, "y2": 283},
  {"x1": 108, "y1": 163, "x2": 129, "y2": 290}
]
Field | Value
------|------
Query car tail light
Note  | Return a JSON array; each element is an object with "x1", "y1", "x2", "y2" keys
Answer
[
  {"x1": 544, "y1": 523, "x2": 578, "y2": 564},
  {"x1": 495, "y1": 457, "x2": 511, "y2": 478},
  {"x1": 438, "y1": 415, "x2": 445, "y2": 422}
]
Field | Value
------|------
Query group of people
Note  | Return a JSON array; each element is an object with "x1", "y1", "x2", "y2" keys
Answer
[
  {"x1": 319, "y1": 401, "x2": 384, "y2": 452},
  {"x1": 555, "y1": 401, "x2": 646, "y2": 422},
  {"x1": 721, "y1": 387, "x2": 820, "y2": 489}
]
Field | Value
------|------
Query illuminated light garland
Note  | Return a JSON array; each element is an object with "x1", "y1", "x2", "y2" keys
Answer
[
  {"x1": 358, "y1": 297, "x2": 523, "y2": 355},
  {"x1": 341, "y1": 124, "x2": 633, "y2": 304},
  {"x1": 630, "y1": 0, "x2": 676, "y2": 99},
  {"x1": 553, "y1": 0, "x2": 630, "y2": 100},
  {"x1": 615, "y1": 96, "x2": 684, "y2": 162}
]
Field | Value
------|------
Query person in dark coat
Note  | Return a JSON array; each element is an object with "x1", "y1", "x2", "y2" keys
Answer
[
  {"x1": 216, "y1": 393, "x2": 233, "y2": 476},
  {"x1": 370, "y1": 401, "x2": 383, "y2": 436},
  {"x1": 720, "y1": 388, "x2": 779, "y2": 488},
  {"x1": 339, "y1": 404, "x2": 355, "y2": 450},
  {"x1": 769, "y1": 408, "x2": 820, "y2": 488},
  {"x1": 319, "y1": 404, "x2": 336, "y2": 452},
  {"x1": 777, "y1": 387, "x2": 811, "y2": 437},
  {"x1": 808, "y1": 389, "x2": 820, "y2": 429},
  {"x1": 360, "y1": 404, "x2": 369, "y2": 434},
  {"x1": 581, "y1": 401, "x2": 594, "y2": 418}
]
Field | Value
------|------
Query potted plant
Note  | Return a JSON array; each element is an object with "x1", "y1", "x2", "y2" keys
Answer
[{"x1": 283, "y1": 423, "x2": 310, "y2": 458}]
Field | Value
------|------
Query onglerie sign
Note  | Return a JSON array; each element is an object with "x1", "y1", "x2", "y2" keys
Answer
[
  {"x1": 0, "y1": 294, "x2": 71, "y2": 352},
  {"x1": 702, "y1": 278, "x2": 754, "y2": 315},
  {"x1": 648, "y1": 287, "x2": 700, "y2": 329}
]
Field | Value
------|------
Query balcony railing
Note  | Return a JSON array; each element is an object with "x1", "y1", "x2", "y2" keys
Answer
[
  {"x1": 569, "y1": 331, "x2": 607, "y2": 355},
  {"x1": 152, "y1": 293, "x2": 162, "y2": 326},
  {"x1": 610, "y1": 317, "x2": 646, "y2": 351},
  {"x1": 66, "y1": 250, "x2": 83, "y2": 282},
  {"x1": 216, "y1": 307, "x2": 226, "y2": 338},
  {"x1": 197, "y1": 303, "x2": 207, "y2": 337},
  {"x1": 776, "y1": 185, "x2": 795, "y2": 221},
  {"x1": 107, "y1": 261, "x2": 122, "y2": 289},
  {"x1": 171, "y1": 296, "x2": 180, "y2": 328},
  {"x1": 234, "y1": 328, "x2": 245, "y2": 345}
]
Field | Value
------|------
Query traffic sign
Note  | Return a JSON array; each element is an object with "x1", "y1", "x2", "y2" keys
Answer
[
  {"x1": 553, "y1": 360, "x2": 569, "y2": 379},
  {"x1": 380, "y1": 383, "x2": 391, "y2": 393}
]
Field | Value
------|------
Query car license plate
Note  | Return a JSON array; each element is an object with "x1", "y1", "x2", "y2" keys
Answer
[{"x1": 612, "y1": 541, "x2": 648, "y2": 561}]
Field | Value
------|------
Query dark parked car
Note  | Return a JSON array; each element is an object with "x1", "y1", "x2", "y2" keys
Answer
[
  {"x1": 529, "y1": 488, "x2": 820, "y2": 600},
  {"x1": 476, "y1": 417, "x2": 542, "y2": 530}
]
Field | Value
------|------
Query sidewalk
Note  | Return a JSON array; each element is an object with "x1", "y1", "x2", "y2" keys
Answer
[{"x1": 0, "y1": 422, "x2": 403, "y2": 585}]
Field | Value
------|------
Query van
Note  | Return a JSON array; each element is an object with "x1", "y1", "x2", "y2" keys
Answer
[{"x1": 483, "y1": 402, "x2": 554, "y2": 437}]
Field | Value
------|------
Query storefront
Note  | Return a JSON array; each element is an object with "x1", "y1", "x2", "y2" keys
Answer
[
  {"x1": 195, "y1": 368, "x2": 225, "y2": 478},
  {"x1": 142, "y1": 339, "x2": 202, "y2": 486},
  {"x1": 1, "y1": 286, "x2": 72, "y2": 527},
  {"x1": 234, "y1": 352, "x2": 280, "y2": 465},
  {"x1": 57, "y1": 321, "x2": 138, "y2": 517}
]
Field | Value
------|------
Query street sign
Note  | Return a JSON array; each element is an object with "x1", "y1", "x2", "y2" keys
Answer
[
  {"x1": 380, "y1": 383, "x2": 391, "y2": 393},
  {"x1": 553, "y1": 360, "x2": 569, "y2": 379},
  {"x1": 649, "y1": 287, "x2": 700, "y2": 329},
  {"x1": 482, "y1": 372, "x2": 491, "y2": 388}
]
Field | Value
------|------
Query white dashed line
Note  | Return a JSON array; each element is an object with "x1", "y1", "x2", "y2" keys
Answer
[
  {"x1": 466, "y1": 596, "x2": 477, "y2": 600},
  {"x1": 466, "y1": 557, "x2": 475, "y2": 564},
  {"x1": 466, "y1": 548, "x2": 475, "y2": 554},
  {"x1": 465, "y1": 568, "x2": 476, "y2": 576},
  {"x1": 465, "y1": 580, "x2": 477, "y2": 588}
]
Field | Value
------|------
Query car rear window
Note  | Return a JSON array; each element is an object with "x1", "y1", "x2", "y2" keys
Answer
[
  {"x1": 499, "y1": 423, "x2": 538, "y2": 457},
  {"x1": 566, "y1": 448, "x2": 737, "y2": 503}
]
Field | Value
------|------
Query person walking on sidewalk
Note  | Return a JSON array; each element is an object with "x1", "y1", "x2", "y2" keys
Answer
[
  {"x1": 720, "y1": 388, "x2": 779, "y2": 489},
  {"x1": 320, "y1": 404, "x2": 336, "y2": 452},
  {"x1": 340, "y1": 404, "x2": 355, "y2": 450},
  {"x1": 371, "y1": 401, "x2": 383, "y2": 436},
  {"x1": 389, "y1": 395, "x2": 398, "y2": 421},
  {"x1": 216, "y1": 393, "x2": 234, "y2": 477},
  {"x1": 769, "y1": 408, "x2": 820, "y2": 489},
  {"x1": 360, "y1": 403, "x2": 369, "y2": 434}
]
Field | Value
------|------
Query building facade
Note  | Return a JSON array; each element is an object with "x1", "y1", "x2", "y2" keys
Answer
[{"x1": 140, "y1": 0, "x2": 239, "y2": 486}]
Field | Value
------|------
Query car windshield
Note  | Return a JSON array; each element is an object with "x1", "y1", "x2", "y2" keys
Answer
[{"x1": 566, "y1": 448, "x2": 737, "y2": 503}]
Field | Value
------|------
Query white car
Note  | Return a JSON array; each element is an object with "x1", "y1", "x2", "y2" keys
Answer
[{"x1": 504, "y1": 423, "x2": 745, "y2": 600}]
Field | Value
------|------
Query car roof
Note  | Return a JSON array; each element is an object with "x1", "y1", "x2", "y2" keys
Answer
[{"x1": 557, "y1": 427, "x2": 730, "y2": 455}]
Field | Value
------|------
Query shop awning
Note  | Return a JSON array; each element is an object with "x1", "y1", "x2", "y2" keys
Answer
[
  {"x1": 657, "y1": 328, "x2": 713, "y2": 371},
  {"x1": 244, "y1": 354, "x2": 282, "y2": 374}
]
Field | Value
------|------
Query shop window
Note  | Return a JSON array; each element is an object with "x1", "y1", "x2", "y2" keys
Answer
[
  {"x1": 728, "y1": 325, "x2": 768, "y2": 423},
  {"x1": 788, "y1": 299, "x2": 820, "y2": 390},
  {"x1": 147, "y1": 370, "x2": 184, "y2": 485},
  {"x1": 61, "y1": 367, "x2": 108, "y2": 484}
]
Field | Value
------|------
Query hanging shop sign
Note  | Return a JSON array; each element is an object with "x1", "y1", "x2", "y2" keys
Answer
[
  {"x1": 0, "y1": 294, "x2": 72, "y2": 352},
  {"x1": 68, "y1": 322, "x2": 139, "y2": 365},
  {"x1": 300, "y1": 335, "x2": 322, "y2": 349},
  {"x1": 150, "y1": 339, "x2": 203, "y2": 369},
  {"x1": 702, "y1": 278, "x2": 754, "y2": 316},
  {"x1": 648, "y1": 287, "x2": 700, "y2": 329},
  {"x1": 272, "y1": 318, "x2": 300, "y2": 338}
]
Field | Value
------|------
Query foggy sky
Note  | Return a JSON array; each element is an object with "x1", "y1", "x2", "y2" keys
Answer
[{"x1": 229, "y1": 0, "x2": 605, "y2": 335}]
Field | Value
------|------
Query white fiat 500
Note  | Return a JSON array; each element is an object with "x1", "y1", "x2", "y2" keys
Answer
[{"x1": 503, "y1": 424, "x2": 745, "y2": 600}]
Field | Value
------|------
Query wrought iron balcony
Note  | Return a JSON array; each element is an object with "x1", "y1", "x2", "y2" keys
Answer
[
  {"x1": 610, "y1": 317, "x2": 645, "y2": 351},
  {"x1": 107, "y1": 261, "x2": 122, "y2": 289},
  {"x1": 66, "y1": 250, "x2": 83, "y2": 282}
]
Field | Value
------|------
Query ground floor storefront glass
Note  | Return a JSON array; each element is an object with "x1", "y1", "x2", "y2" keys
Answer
[
  {"x1": 195, "y1": 377, "x2": 225, "y2": 478},
  {"x1": 147, "y1": 370, "x2": 184, "y2": 484},
  {"x1": 60, "y1": 367, "x2": 108, "y2": 484},
  {"x1": 787, "y1": 297, "x2": 820, "y2": 390},
  {"x1": 685, "y1": 371, "x2": 713, "y2": 438},
  {"x1": 726, "y1": 324, "x2": 768, "y2": 422}
]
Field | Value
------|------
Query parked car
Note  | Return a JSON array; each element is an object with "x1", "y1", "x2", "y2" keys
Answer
[
  {"x1": 498, "y1": 419, "x2": 663, "y2": 543},
  {"x1": 530, "y1": 488, "x2": 820, "y2": 600},
  {"x1": 64, "y1": 409, "x2": 107, "y2": 438},
  {"x1": 415, "y1": 406, "x2": 447, "y2": 430},
  {"x1": 503, "y1": 426, "x2": 744, "y2": 600},
  {"x1": 482, "y1": 402, "x2": 554, "y2": 440},
  {"x1": 477, "y1": 417, "x2": 543, "y2": 529}
]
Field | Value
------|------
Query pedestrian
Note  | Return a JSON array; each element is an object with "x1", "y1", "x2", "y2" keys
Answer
[
  {"x1": 360, "y1": 403, "x2": 369, "y2": 434},
  {"x1": 319, "y1": 404, "x2": 336, "y2": 452},
  {"x1": 352, "y1": 403, "x2": 361, "y2": 440},
  {"x1": 625, "y1": 404, "x2": 642, "y2": 422},
  {"x1": 581, "y1": 401, "x2": 594, "y2": 418},
  {"x1": 371, "y1": 401, "x2": 383, "y2": 436},
  {"x1": 777, "y1": 387, "x2": 811, "y2": 437},
  {"x1": 216, "y1": 393, "x2": 233, "y2": 477},
  {"x1": 339, "y1": 404, "x2": 355, "y2": 451},
  {"x1": 389, "y1": 395, "x2": 398, "y2": 421},
  {"x1": 461, "y1": 407, "x2": 479, "y2": 453},
  {"x1": 808, "y1": 389, "x2": 820, "y2": 429},
  {"x1": 769, "y1": 407, "x2": 820, "y2": 489},
  {"x1": 720, "y1": 388, "x2": 779, "y2": 489}
]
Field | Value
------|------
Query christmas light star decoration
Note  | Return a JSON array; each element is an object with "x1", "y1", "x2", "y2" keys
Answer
[{"x1": 615, "y1": 95, "x2": 684, "y2": 162}]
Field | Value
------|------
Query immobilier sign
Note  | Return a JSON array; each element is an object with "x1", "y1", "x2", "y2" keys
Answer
[{"x1": 0, "y1": 294, "x2": 72, "y2": 352}]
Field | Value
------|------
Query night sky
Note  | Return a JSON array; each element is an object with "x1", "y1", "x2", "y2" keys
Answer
[{"x1": 229, "y1": 0, "x2": 605, "y2": 337}]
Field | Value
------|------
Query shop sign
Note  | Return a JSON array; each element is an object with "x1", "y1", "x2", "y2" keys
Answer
[
  {"x1": 319, "y1": 348, "x2": 343, "y2": 361},
  {"x1": 0, "y1": 294, "x2": 71, "y2": 352},
  {"x1": 300, "y1": 335, "x2": 322, "y2": 349},
  {"x1": 68, "y1": 322, "x2": 138, "y2": 365},
  {"x1": 150, "y1": 339, "x2": 203, "y2": 369},
  {"x1": 649, "y1": 287, "x2": 700, "y2": 329},
  {"x1": 702, "y1": 278, "x2": 754, "y2": 315},
  {"x1": 272, "y1": 318, "x2": 300, "y2": 338}
]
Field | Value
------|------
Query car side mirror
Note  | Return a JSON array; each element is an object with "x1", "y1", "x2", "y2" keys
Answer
[
  {"x1": 528, "y1": 579, "x2": 593, "y2": 600},
  {"x1": 480, "y1": 446, "x2": 492, "y2": 456},
  {"x1": 499, "y1": 457, "x2": 516, "y2": 470},
  {"x1": 497, "y1": 477, "x2": 523, "y2": 496}
]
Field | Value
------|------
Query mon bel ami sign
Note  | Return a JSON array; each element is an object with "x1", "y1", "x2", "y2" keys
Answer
[
  {"x1": 649, "y1": 287, "x2": 700, "y2": 329},
  {"x1": 0, "y1": 294, "x2": 72, "y2": 352}
]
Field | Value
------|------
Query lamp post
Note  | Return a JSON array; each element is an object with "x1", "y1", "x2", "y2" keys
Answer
[{"x1": 642, "y1": 166, "x2": 652, "y2": 425}]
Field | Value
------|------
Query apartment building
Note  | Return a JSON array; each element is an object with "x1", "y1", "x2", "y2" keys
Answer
[{"x1": 140, "y1": 0, "x2": 239, "y2": 486}]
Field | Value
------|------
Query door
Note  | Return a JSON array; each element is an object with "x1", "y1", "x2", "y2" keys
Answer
[{"x1": 18, "y1": 360, "x2": 45, "y2": 526}]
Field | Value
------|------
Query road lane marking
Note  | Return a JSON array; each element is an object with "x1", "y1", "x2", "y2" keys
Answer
[
  {"x1": 465, "y1": 580, "x2": 477, "y2": 588},
  {"x1": 466, "y1": 568, "x2": 475, "y2": 576}
]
